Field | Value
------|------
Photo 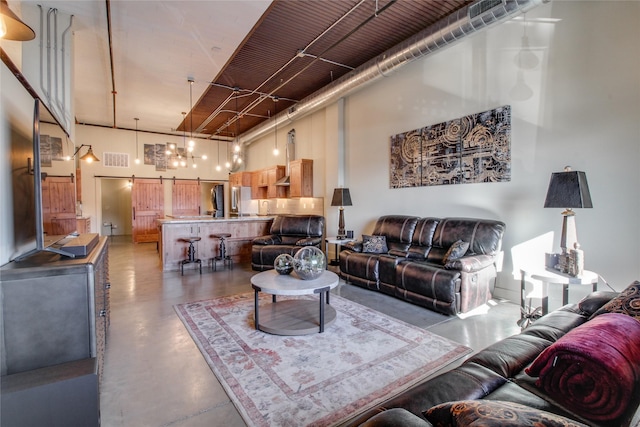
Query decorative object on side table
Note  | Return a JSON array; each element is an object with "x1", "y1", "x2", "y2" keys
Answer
[
  {"x1": 544, "y1": 166, "x2": 592, "y2": 277},
  {"x1": 331, "y1": 187, "x2": 352, "y2": 239},
  {"x1": 273, "y1": 253, "x2": 294, "y2": 275},
  {"x1": 293, "y1": 246, "x2": 326, "y2": 280}
]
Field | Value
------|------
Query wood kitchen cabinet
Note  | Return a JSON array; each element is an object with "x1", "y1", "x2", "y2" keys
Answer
[
  {"x1": 267, "y1": 165, "x2": 286, "y2": 198},
  {"x1": 251, "y1": 165, "x2": 285, "y2": 199},
  {"x1": 289, "y1": 159, "x2": 313, "y2": 198},
  {"x1": 229, "y1": 172, "x2": 252, "y2": 187}
]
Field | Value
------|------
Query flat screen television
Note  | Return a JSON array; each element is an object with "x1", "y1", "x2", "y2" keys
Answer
[{"x1": 11, "y1": 99, "x2": 74, "y2": 261}]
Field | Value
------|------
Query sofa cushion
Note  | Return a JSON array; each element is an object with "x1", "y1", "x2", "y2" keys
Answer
[
  {"x1": 442, "y1": 240, "x2": 469, "y2": 264},
  {"x1": 590, "y1": 280, "x2": 640, "y2": 321},
  {"x1": 362, "y1": 235, "x2": 389, "y2": 254},
  {"x1": 428, "y1": 218, "x2": 505, "y2": 263},
  {"x1": 269, "y1": 214, "x2": 324, "y2": 237},
  {"x1": 371, "y1": 215, "x2": 419, "y2": 252},
  {"x1": 424, "y1": 400, "x2": 588, "y2": 427}
]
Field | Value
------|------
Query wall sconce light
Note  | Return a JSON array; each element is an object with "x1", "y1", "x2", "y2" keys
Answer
[
  {"x1": 73, "y1": 144, "x2": 100, "y2": 163},
  {"x1": 0, "y1": 0, "x2": 36, "y2": 41},
  {"x1": 331, "y1": 188, "x2": 353, "y2": 239}
]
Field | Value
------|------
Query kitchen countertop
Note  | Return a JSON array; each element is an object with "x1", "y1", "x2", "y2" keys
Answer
[{"x1": 158, "y1": 215, "x2": 274, "y2": 224}]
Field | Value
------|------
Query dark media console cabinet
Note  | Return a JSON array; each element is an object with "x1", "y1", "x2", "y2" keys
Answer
[{"x1": 0, "y1": 236, "x2": 110, "y2": 426}]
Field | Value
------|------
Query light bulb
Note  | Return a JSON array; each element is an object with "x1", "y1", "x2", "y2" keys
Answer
[
  {"x1": 86, "y1": 157, "x2": 93, "y2": 163},
  {"x1": 273, "y1": 148, "x2": 279, "y2": 156},
  {"x1": 173, "y1": 160, "x2": 179, "y2": 167},
  {"x1": 188, "y1": 139, "x2": 195, "y2": 147},
  {"x1": 135, "y1": 158, "x2": 140, "y2": 164},
  {"x1": 234, "y1": 144, "x2": 240, "y2": 153},
  {"x1": 225, "y1": 161, "x2": 231, "y2": 168},
  {"x1": 237, "y1": 157, "x2": 243, "y2": 164},
  {"x1": 216, "y1": 165, "x2": 221, "y2": 171},
  {"x1": 65, "y1": 155, "x2": 71, "y2": 161},
  {"x1": 169, "y1": 143, "x2": 175, "y2": 150},
  {"x1": 166, "y1": 149, "x2": 172, "y2": 155},
  {"x1": 202, "y1": 154, "x2": 207, "y2": 160},
  {"x1": 180, "y1": 160, "x2": 186, "y2": 167},
  {"x1": 192, "y1": 163, "x2": 197, "y2": 168},
  {"x1": 187, "y1": 146, "x2": 194, "y2": 153}
]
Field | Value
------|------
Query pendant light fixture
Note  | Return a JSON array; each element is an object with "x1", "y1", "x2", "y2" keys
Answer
[
  {"x1": 272, "y1": 96, "x2": 279, "y2": 157},
  {"x1": 225, "y1": 142, "x2": 231, "y2": 169},
  {"x1": 0, "y1": 0, "x2": 35, "y2": 41},
  {"x1": 187, "y1": 78, "x2": 196, "y2": 156},
  {"x1": 134, "y1": 117, "x2": 140, "y2": 164},
  {"x1": 215, "y1": 141, "x2": 221, "y2": 172},
  {"x1": 233, "y1": 88, "x2": 241, "y2": 155}
]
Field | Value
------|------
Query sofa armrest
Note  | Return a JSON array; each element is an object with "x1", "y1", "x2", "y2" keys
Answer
[
  {"x1": 358, "y1": 408, "x2": 432, "y2": 427},
  {"x1": 578, "y1": 291, "x2": 618, "y2": 316},
  {"x1": 343, "y1": 240, "x2": 363, "y2": 253},
  {"x1": 296, "y1": 237, "x2": 322, "y2": 246},
  {"x1": 252, "y1": 235, "x2": 282, "y2": 245},
  {"x1": 444, "y1": 254, "x2": 495, "y2": 272}
]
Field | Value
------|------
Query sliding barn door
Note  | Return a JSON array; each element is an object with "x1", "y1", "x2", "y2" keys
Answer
[
  {"x1": 172, "y1": 180, "x2": 201, "y2": 217},
  {"x1": 42, "y1": 176, "x2": 76, "y2": 235},
  {"x1": 132, "y1": 178, "x2": 164, "y2": 243}
]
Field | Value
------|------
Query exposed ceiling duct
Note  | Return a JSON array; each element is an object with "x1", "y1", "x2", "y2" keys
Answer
[{"x1": 240, "y1": 0, "x2": 548, "y2": 145}]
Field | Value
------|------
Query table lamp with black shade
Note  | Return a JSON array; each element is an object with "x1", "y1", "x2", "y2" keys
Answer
[
  {"x1": 331, "y1": 188, "x2": 352, "y2": 239},
  {"x1": 544, "y1": 166, "x2": 592, "y2": 276}
]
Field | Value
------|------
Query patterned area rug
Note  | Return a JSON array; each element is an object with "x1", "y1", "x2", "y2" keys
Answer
[{"x1": 175, "y1": 292, "x2": 471, "y2": 427}]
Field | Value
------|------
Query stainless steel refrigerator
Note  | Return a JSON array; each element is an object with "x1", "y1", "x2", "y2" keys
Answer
[{"x1": 230, "y1": 186, "x2": 253, "y2": 217}]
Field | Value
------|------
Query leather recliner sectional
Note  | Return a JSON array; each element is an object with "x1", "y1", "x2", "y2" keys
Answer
[
  {"x1": 351, "y1": 290, "x2": 640, "y2": 427},
  {"x1": 251, "y1": 214, "x2": 325, "y2": 271},
  {"x1": 339, "y1": 215, "x2": 506, "y2": 315}
]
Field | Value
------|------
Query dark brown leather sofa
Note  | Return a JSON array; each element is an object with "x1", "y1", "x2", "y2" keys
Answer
[
  {"x1": 339, "y1": 216, "x2": 506, "y2": 315},
  {"x1": 251, "y1": 214, "x2": 325, "y2": 271},
  {"x1": 352, "y1": 291, "x2": 640, "y2": 427}
]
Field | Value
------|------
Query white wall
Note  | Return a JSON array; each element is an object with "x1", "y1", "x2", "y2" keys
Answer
[
  {"x1": 74, "y1": 124, "x2": 231, "y2": 232},
  {"x1": 345, "y1": 1, "x2": 640, "y2": 299},
  {"x1": 245, "y1": 1, "x2": 640, "y2": 300}
]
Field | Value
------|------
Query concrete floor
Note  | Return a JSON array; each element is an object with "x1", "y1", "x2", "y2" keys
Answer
[{"x1": 100, "y1": 237, "x2": 522, "y2": 426}]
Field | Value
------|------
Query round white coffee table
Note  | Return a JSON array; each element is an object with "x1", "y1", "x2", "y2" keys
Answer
[{"x1": 250, "y1": 270, "x2": 339, "y2": 335}]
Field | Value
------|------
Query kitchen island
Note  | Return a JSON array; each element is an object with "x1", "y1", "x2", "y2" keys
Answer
[{"x1": 157, "y1": 216, "x2": 274, "y2": 272}]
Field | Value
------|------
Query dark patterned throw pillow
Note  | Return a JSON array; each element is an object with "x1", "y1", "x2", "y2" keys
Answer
[
  {"x1": 424, "y1": 400, "x2": 588, "y2": 427},
  {"x1": 590, "y1": 280, "x2": 640, "y2": 321},
  {"x1": 442, "y1": 240, "x2": 469, "y2": 265},
  {"x1": 362, "y1": 235, "x2": 388, "y2": 254}
]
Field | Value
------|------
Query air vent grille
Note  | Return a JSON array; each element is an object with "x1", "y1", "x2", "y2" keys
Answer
[
  {"x1": 469, "y1": 0, "x2": 504, "y2": 19},
  {"x1": 103, "y1": 152, "x2": 130, "y2": 168}
]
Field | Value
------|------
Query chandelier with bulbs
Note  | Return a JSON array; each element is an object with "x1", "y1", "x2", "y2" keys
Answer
[{"x1": 165, "y1": 78, "x2": 208, "y2": 168}]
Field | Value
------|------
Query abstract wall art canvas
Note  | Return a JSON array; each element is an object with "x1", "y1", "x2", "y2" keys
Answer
[{"x1": 390, "y1": 105, "x2": 511, "y2": 188}]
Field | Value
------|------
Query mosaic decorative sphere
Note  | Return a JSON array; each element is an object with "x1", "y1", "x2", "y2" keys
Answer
[
  {"x1": 273, "y1": 254, "x2": 294, "y2": 275},
  {"x1": 293, "y1": 246, "x2": 326, "y2": 280}
]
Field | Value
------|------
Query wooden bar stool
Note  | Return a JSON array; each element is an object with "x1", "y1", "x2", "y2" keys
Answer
[
  {"x1": 179, "y1": 237, "x2": 202, "y2": 275},
  {"x1": 210, "y1": 233, "x2": 233, "y2": 271}
]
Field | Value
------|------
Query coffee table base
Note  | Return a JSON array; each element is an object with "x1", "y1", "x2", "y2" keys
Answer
[{"x1": 255, "y1": 300, "x2": 336, "y2": 336}]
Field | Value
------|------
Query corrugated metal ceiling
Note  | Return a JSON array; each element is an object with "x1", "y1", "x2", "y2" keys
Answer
[{"x1": 182, "y1": 0, "x2": 473, "y2": 138}]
